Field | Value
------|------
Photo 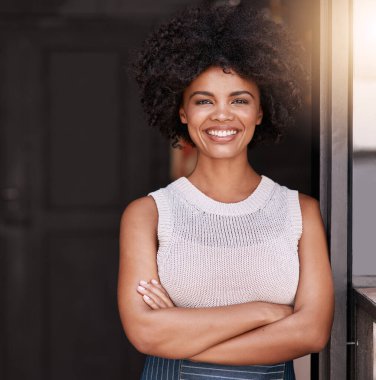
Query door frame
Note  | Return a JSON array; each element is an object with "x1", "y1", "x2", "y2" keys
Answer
[{"x1": 318, "y1": 0, "x2": 353, "y2": 379}]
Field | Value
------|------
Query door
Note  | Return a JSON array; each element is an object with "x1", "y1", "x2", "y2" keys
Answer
[{"x1": 0, "y1": 18, "x2": 170, "y2": 380}]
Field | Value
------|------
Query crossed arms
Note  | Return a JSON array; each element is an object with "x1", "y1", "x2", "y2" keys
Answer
[{"x1": 117, "y1": 193, "x2": 334, "y2": 365}]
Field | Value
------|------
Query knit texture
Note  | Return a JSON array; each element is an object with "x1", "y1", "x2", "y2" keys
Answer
[{"x1": 147, "y1": 175, "x2": 302, "y2": 307}]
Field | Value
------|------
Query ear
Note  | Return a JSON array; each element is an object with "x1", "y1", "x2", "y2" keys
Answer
[
  {"x1": 179, "y1": 105, "x2": 188, "y2": 124},
  {"x1": 256, "y1": 106, "x2": 263, "y2": 125}
]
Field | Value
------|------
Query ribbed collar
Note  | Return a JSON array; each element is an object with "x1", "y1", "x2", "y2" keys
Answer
[{"x1": 169, "y1": 174, "x2": 276, "y2": 216}]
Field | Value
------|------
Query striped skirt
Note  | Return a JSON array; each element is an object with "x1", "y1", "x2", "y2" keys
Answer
[{"x1": 140, "y1": 355, "x2": 296, "y2": 380}]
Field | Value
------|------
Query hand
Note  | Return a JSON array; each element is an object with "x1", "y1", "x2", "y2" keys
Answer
[{"x1": 137, "y1": 279, "x2": 175, "y2": 310}]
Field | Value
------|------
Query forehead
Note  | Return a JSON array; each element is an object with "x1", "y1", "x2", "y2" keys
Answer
[{"x1": 185, "y1": 66, "x2": 259, "y2": 94}]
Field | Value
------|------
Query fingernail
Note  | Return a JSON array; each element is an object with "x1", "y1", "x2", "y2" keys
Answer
[
  {"x1": 143, "y1": 295, "x2": 150, "y2": 301},
  {"x1": 151, "y1": 279, "x2": 159, "y2": 285},
  {"x1": 137, "y1": 286, "x2": 145, "y2": 291},
  {"x1": 140, "y1": 280, "x2": 148, "y2": 286}
]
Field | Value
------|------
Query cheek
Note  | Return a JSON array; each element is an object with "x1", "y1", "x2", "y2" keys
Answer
[
  {"x1": 238, "y1": 108, "x2": 260, "y2": 122},
  {"x1": 185, "y1": 107, "x2": 209, "y2": 124}
]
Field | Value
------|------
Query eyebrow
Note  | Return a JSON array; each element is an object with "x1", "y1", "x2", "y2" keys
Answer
[{"x1": 189, "y1": 90, "x2": 255, "y2": 99}]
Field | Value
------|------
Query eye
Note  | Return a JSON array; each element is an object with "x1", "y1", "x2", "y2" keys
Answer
[
  {"x1": 195, "y1": 99, "x2": 213, "y2": 105},
  {"x1": 232, "y1": 98, "x2": 249, "y2": 104}
]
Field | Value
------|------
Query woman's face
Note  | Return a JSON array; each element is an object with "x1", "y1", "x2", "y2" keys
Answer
[{"x1": 179, "y1": 66, "x2": 263, "y2": 159}]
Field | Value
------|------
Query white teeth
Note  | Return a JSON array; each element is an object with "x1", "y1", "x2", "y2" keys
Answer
[{"x1": 207, "y1": 130, "x2": 237, "y2": 137}]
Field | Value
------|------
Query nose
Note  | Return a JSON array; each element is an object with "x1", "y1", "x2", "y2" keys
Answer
[{"x1": 210, "y1": 102, "x2": 234, "y2": 121}]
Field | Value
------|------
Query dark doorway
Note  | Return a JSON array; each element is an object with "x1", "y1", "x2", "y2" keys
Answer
[
  {"x1": 0, "y1": 14, "x2": 171, "y2": 380},
  {"x1": 0, "y1": 1, "x2": 317, "y2": 379}
]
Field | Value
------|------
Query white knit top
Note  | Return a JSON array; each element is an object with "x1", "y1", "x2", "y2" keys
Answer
[{"x1": 147, "y1": 174, "x2": 302, "y2": 308}]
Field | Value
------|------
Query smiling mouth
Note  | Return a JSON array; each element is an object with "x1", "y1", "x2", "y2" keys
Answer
[{"x1": 204, "y1": 128, "x2": 240, "y2": 142}]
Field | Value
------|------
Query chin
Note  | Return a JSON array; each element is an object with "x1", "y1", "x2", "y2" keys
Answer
[{"x1": 204, "y1": 148, "x2": 244, "y2": 159}]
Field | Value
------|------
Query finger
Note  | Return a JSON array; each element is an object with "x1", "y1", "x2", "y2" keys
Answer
[
  {"x1": 139, "y1": 280, "x2": 171, "y2": 304},
  {"x1": 147, "y1": 283, "x2": 174, "y2": 307},
  {"x1": 151, "y1": 279, "x2": 169, "y2": 295},
  {"x1": 138, "y1": 279, "x2": 175, "y2": 308},
  {"x1": 141, "y1": 281, "x2": 175, "y2": 308},
  {"x1": 150, "y1": 279, "x2": 173, "y2": 300},
  {"x1": 137, "y1": 285, "x2": 167, "y2": 308},
  {"x1": 142, "y1": 294, "x2": 160, "y2": 310}
]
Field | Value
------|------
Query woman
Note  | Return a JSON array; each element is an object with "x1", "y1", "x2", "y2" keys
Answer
[{"x1": 117, "y1": 2, "x2": 334, "y2": 379}]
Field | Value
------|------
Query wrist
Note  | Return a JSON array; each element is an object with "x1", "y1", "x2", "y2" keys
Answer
[
  {"x1": 244, "y1": 301, "x2": 274, "y2": 327},
  {"x1": 250, "y1": 302, "x2": 284, "y2": 325}
]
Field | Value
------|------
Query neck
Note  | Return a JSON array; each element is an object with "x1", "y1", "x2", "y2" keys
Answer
[{"x1": 186, "y1": 152, "x2": 261, "y2": 203}]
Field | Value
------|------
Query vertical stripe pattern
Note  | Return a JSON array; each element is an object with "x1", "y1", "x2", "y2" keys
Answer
[{"x1": 140, "y1": 356, "x2": 296, "y2": 380}]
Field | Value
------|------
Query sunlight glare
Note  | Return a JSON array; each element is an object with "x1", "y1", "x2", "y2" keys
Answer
[{"x1": 353, "y1": 0, "x2": 376, "y2": 151}]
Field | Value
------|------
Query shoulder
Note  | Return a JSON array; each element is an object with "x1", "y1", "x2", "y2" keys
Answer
[
  {"x1": 297, "y1": 192, "x2": 320, "y2": 214},
  {"x1": 296, "y1": 192, "x2": 324, "y2": 231},
  {"x1": 297, "y1": 192, "x2": 320, "y2": 211},
  {"x1": 273, "y1": 179, "x2": 321, "y2": 218},
  {"x1": 120, "y1": 195, "x2": 158, "y2": 232}
]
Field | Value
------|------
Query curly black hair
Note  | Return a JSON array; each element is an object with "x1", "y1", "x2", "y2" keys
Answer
[{"x1": 132, "y1": 1, "x2": 308, "y2": 150}]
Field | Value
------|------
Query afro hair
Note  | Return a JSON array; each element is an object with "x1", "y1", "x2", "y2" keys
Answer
[{"x1": 132, "y1": 1, "x2": 309, "y2": 150}]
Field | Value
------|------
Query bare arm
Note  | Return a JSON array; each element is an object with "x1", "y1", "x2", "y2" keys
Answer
[
  {"x1": 117, "y1": 196, "x2": 292, "y2": 359},
  {"x1": 186, "y1": 194, "x2": 335, "y2": 365}
]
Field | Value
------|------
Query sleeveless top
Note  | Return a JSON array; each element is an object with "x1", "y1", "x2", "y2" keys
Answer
[{"x1": 147, "y1": 174, "x2": 302, "y2": 308}]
